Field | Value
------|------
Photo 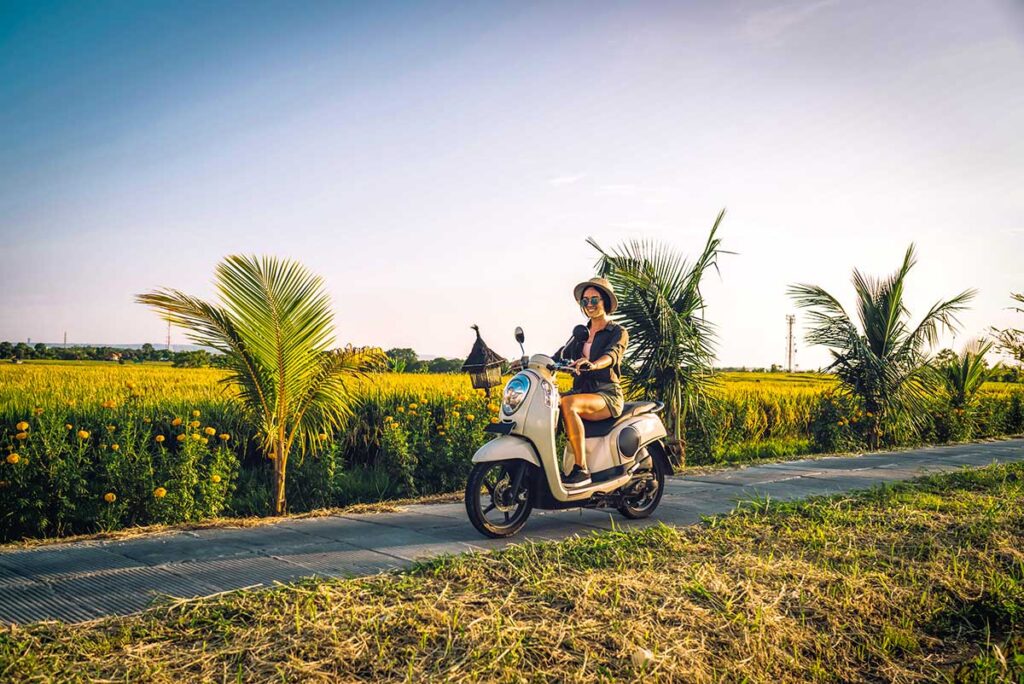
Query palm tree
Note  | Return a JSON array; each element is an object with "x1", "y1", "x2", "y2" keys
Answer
[
  {"x1": 991, "y1": 292, "x2": 1024, "y2": 366},
  {"x1": 587, "y1": 210, "x2": 728, "y2": 464},
  {"x1": 788, "y1": 245, "x2": 975, "y2": 448},
  {"x1": 137, "y1": 255, "x2": 385, "y2": 514},
  {"x1": 931, "y1": 339, "x2": 995, "y2": 410}
]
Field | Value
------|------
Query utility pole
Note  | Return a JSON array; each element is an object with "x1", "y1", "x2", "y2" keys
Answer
[
  {"x1": 785, "y1": 314, "x2": 796, "y2": 373},
  {"x1": 166, "y1": 320, "x2": 172, "y2": 352},
  {"x1": 63, "y1": 331, "x2": 67, "y2": 348}
]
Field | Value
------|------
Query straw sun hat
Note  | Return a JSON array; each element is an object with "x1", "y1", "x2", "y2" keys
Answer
[{"x1": 572, "y1": 277, "x2": 618, "y2": 314}]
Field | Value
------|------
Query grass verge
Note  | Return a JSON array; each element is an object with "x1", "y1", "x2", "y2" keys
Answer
[{"x1": 2, "y1": 464, "x2": 1024, "y2": 682}]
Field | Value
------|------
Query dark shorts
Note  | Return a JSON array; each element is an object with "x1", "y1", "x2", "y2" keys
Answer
[{"x1": 564, "y1": 384, "x2": 625, "y2": 419}]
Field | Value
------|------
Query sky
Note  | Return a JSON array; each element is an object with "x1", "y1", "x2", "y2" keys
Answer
[{"x1": 1, "y1": 0, "x2": 1023, "y2": 369}]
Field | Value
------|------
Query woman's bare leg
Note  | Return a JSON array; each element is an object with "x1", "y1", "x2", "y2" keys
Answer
[{"x1": 560, "y1": 394, "x2": 612, "y2": 470}]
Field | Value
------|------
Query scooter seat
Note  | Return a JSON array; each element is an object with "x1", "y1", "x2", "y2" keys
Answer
[{"x1": 582, "y1": 401, "x2": 660, "y2": 438}]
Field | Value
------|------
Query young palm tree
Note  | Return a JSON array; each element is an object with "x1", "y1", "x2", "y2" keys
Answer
[
  {"x1": 931, "y1": 339, "x2": 995, "y2": 409},
  {"x1": 587, "y1": 210, "x2": 728, "y2": 463},
  {"x1": 137, "y1": 255, "x2": 385, "y2": 514},
  {"x1": 991, "y1": 292, "x2": 1024, "y2": 365},
  {"x1": 788, "y1": 245, "x2": 975, "y2": 448}
]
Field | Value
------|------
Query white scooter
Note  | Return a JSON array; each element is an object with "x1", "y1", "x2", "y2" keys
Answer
[{"x1": 465, "y1": 326, "x2": 673, "y2": 538}]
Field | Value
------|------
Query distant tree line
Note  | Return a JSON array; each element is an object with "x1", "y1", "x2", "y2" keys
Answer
[
  {"x1": 0, "y1": 341, "x2": 230, "y2": 368},
  {"x1": 385, "y1": 348, "x2": 465, "y2": 373}
]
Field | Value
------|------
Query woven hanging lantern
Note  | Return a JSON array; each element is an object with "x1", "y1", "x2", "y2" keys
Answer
[{"x1": 461, "y1": 325, "x2": 506, "y2": 396}]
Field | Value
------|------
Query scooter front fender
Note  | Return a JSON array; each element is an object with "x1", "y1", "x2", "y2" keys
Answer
[{"x1": 471, "y1": 435, "x2": 541, "y2": 467}]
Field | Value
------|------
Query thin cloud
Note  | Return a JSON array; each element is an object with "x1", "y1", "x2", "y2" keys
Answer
[
  {"x1": 547, "y1": 174, "x2": 584, "y2": 186},
  {"x1": 742, "y1": 0, "x2": 840, "y2": 43}
]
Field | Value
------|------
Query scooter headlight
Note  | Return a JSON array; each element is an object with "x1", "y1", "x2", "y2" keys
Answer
[{"x1": 501, "y1": 375, "x2": 531, "y2": 415}]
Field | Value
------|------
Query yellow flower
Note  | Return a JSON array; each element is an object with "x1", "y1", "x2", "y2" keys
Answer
[
  {"x1": 397, "y1": 406, "x2": 405, "y2": 413},
  {"x1": 155, "y1": 435, "x2": 166, "y2": 443},
  {"x1": 77, "y1": 430, "x2": 90, "y2": 440},
  {"x1": 488, "y1": 403, "x2": 499, "y2": 413},
  {"x1": 154, "y1": 487, "x2": 167, "y2": 498},
  {"x1": 111, "y1": 444, "x2": 120, "y2": 451},
  {"x1": 189, "y1": 420, "x2": 200, "y2": 428},
  {"x1": 218, "y1": 433, "x2": 230, "y2": 441},
  {"x1": 438, "y1": 430, "x2": 446, "y2": 436},
  {"x1": 15, "y1": 432, "x2": 28, "y2": 440},
  {"x1": 65, "y1": 423, "x2": 73, "y2": 430},
  {"x1": 171, "y1": 417, "x2": 182, "y2": 427},
  {"x1": 32, "y1": 407, "x2": 43, "y2": 416},
  {"x1": 192, "y1": 410, "x2": 201, "y2": 418},
  {"x1": 383, "y1": 416, "x2": 393, "y2": 423},
  {"x1": 466, "y1": 414, "x2": 475, "y2": 422},
  {"x1": 203, "y1": 426, "x2": 216, "y2": 436},
  {"x1": 457, "y1": 394, "x2": 467, "y2": 402},
  {"x1": 191, "y1": 433, "x2": 201, "y2": 441},
  {"x1": 836, "y1": 420, "x2": 844, "y2": 426},
  {"x1": 865, "y1": 411, "x2": 873, "y2": 418},
  {"x1": 211, "y1": 474, "x2": 222, "y2": 484},
  {"x1": 6, "y1": 453, "x2": 20, "y2": 465},
  {"x1": 103, "y1": 492, "x2": 116, "y2": 503},
  {"x1": 409, "y1": 410, "x2": 417, "y2": 416},
  {"x1": 16, "y1": 421, "x2": 29, "y2": 431},
  {"x1": 318, "y1": 433, "x2": 328, "y2": 441},
  {"x1": 451, "y1": 411, "x2": 460, "y2": 419},
  {"x1": 106, "y1": 425, "x2": 116, "y2": 432},
  {"x1": 176, "y1": 434, "x2": 186, "y2": 442},
  {"x1": 101, "y1": 399, "x2": 116, "y2": 409},
  {"x1": 126, "y1": 381, "x2": 136, "y2": 390},
  {"x1": 490, "y1": 417, "x2": 500, "y2": 424},
  {"x1": 476, "y1": 388, "x2": 486, "y2": 397},
  {"x1": 202, "y1": 437, "x2": 209, "y2": 444},
  {"x1": 408, "y1": 403, "x2": 418, "y2": 410}
]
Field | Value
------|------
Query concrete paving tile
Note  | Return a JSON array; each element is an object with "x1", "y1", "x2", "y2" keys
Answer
[
  {"x1": 103, "y1": 533, "x2": 256, "y2": 565},
  {"x1": 0, "y1": 545, "x2": 140, "y2": 580},
  {"x1": 270, "y1": 543, "x2": 409, "y2": 577}
]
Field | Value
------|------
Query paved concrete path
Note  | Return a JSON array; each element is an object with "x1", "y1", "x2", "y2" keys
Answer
[{"x1": 1, "y1": 439, "x2": 1022, "y2": 625}]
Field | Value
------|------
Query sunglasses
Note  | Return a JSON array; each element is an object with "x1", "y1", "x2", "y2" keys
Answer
[{"x1": 580, "y1": 296, "x2": 602, "y2": 307}]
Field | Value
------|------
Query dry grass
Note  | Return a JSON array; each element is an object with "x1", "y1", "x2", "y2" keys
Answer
[{"x1": 2, "y1": 464, "x2": 1023, "y2": 682}]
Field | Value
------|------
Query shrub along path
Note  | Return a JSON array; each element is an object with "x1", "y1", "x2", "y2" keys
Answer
[{"x1": 1, "y1": 438, "x2": 1022, "y2": 625}]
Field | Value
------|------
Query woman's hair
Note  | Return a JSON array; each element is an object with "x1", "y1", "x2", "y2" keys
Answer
[{"x1": 581, "y1": 287, "x2": 612, "y2": 312}]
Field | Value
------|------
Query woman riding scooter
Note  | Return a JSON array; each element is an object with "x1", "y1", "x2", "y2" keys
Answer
[{"x1": 553, "y1": 277, "x2": 628, "y2": 487}]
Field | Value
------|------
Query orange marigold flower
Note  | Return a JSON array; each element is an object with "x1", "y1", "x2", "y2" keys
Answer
[
  {"x1": 318, "y1": 433, "x2": 328, "y2": 441},
  {"x1": 65, "y1": 423, "x2": 73, "y2": 430},
  {"x1": 6, "y1": 454, "x2": 20, "y2": 465},
  {"x1": 171, "y1": 417, "x2": 183, "y2": 427},
  {"x1": 153, "y1": 487, "x2": 167, "y2": 499},
  {"x1": 101, "y1": 400, "x2": 116, "y2": 409},
  {"x1": 155, "y1": 435, "x2": 166, "y2": 443},
  {"x1": 189, "y1": 420, "x2": 200, "y2": 428},
  {"x1": 16, "y1": 421, "x2": 29, "y2": 431},
  {"x1": 211, "y1": 474, "x2": 222, "y2": 484},
  {"x1": 15, "y1": 432, "x2": 28, "y2": 440},
  {"x1": 176, "y1": 434, "x2": 186, "y2": 442},
  {"x1": 191, "y1": 433, "x2": 201, "y2": 441},
  {"x1": 103, "y1": 492, "x2": 117, "y2": 503},
  {"x1": 192, "y1": 410, "x2": 201, "y2": 418},
  {"x1": 408, "y1": 403, "x2": 418, "y2": 410},
  {"x1": 203, "y1": 426, "x2": 216, "y2": 436},
  {"x1": 466, "y1": 414, "x2": 475, "y2": 422},
  {"x1": 218, "y1": 433, "x2": 230, "y2": 441},
  {"x1": 77, "y1": 430, "x2": 90, "y2": 440},
  {"x1": 111, "y1": 444, "x2": 120, "y2": 451}
]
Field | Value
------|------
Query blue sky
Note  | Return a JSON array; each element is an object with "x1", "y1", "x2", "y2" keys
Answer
[{"x1": 1, "y1": 0, "x2": 1022, "y2": 368}]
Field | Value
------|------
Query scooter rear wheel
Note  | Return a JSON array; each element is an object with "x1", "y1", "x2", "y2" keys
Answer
[
  {"x1": 465, "y1": 461, "x2": 533, "y2": 538},
  {"x1": 617, "y1": 447, "x2": 667, "y2": 519}
]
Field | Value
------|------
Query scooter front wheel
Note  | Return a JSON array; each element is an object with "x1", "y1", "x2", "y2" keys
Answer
[{"x1": 465, "y1": 460, "x2": 533, "y2": 538}]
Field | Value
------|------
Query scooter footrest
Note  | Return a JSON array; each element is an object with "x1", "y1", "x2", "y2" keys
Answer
[{"x1": 590, "y1": 465, "x2": 626, "y2": 483}]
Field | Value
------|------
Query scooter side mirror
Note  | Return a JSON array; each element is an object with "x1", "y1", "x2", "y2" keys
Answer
[
  {"x1": 514, "y1": 327, "x2": 525, "y2": 344},
  {"x1": 572, "y1": 325, "x2": 589, "y2": 343}
]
